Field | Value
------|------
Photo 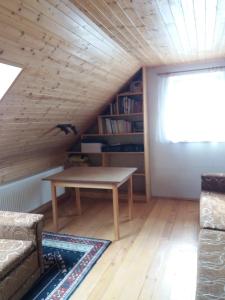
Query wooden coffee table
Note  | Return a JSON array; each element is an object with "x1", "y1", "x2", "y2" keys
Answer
[{"x1": 43, "y1": 166, "x2": 137, "y2": 240}]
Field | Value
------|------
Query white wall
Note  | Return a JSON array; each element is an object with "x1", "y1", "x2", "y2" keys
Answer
[
  {"x1": 147, "y1": 60, "x2": 225, "y2": 199},
  {"x1": 0, "y1": 166, "x2": 64, "y2": 212}
]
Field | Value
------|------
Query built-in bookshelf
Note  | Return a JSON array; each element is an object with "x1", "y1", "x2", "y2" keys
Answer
[{"x1": 68, "y1": 68, "x2": 151, "y2": 202}]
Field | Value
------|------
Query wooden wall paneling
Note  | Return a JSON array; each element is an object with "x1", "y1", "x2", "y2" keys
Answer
[
  {"x1": 0, "y1": 32, "x2": 135, "y2": 96},
  {"x1": 40, "y1": 0, "x2": 134, "y2": 64},
  {"x1": 99, "y1": 0, "x2": 166, "y2": 63},
  {"x1": 117, "y1": 0, "x2": 172, "y2": 62},
  {"x1": 71, "y1": 0, "x2": 157, "y2": 64},
  {"x1": 0, "y1": 31, "x2": 129, "y2": 85},
  {"x1": 0, "y1": 0, "x2": 139, "y2": 184},
  {"x1": 0, "y1": 137, "x2": 73, "y2": 154},
  {"x1": 131, "y1": 0, "x2": 185, "y2": 62},
  {"x1": 0, "y1": 149, "x2": 66, "y2": 169},
  {"x1": 0, "y1": 1, "x2": 110, "y2": 63},
  {"x1": 0, "y1": 138, "x2": 73, "y2": 153},
  {"x1": 156, "y1": 0, "x2": 190, "y2": 57},
  {"x1": 0, "y1": 0, "x2": 136, "y2": 76},
  {"x1": 0, "y1": 20, "x2": 136, "y2": 92},
  {"x1": 71, "y1": 0, "x2": 225, "y2": 64},
  {"x1": 61, "y1": 0, "x2": 135, "y2": 62},
  {"x1": 1, "y1": 146, "x2": 71, "y2": 168},
  {"x1": 45, "y1": 0, "x2": 135, "y2": 66},
  {"x1": 72, "y1": 0, "x2": 167, "y2": 64},
  {"x1": 0, "y1": 152, "x2": 66, "y2": 184},
  {"x1": 0, "y1": 28, "x2": 137, "y2": 103}
]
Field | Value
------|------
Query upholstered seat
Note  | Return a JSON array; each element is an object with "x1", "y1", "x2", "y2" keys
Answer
[
  {"x1": 0, "y1": 211, "x2": 44, "y2": 300},
  {"x1": 196, "y1": 229, "x2": 225, "y2": 300},
  {"x1": 0, "y1": 239, "x2": 34, "y2": 280},
  {"x1": 196, "y1": 174, "x2": 225, "y2": 300}
]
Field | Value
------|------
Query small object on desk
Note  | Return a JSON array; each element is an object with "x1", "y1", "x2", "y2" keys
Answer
[{"x1": 43, "y1": 167, "x2": 136, "y2": 240}]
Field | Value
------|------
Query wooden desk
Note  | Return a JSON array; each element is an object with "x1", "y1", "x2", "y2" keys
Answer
[{"x1": 43, "y1": 167, "x2": 137, "y2": 240}]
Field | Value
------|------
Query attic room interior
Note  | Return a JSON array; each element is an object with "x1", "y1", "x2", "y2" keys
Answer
[{"x1": 2, "y1": 0, "x2": 225, "y2": 299}]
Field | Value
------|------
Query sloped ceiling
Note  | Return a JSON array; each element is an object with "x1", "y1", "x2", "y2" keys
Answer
[
  {"x1": 72, "y1": 0, "x2": 225, "y2": 65},
  {"x1": 0, "y1": 0, "x2": 139, "y2": 183},
  {"x1": 0, "y1": 0, "x2": 225, "y2": 183}
]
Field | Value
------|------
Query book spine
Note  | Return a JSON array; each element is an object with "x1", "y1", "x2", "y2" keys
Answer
[{"x1": 105, "y1": 118, "x2": 112, "y2": 134}]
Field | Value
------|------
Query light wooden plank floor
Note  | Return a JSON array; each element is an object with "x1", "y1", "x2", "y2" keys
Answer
[{"x1": 44, "y1": 196, "x2": 199, "y2": 300}]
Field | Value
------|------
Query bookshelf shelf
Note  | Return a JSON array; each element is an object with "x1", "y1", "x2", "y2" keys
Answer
[
  {"x1": 67, "y1": 152, "x2": 144, "y2": 155},
  {"x1": 118, "y1": 91, "x2": 143, "y2": 96},
  {"x1": 67, "y1": 152, "x2": 102, "y2": 155},
  {"x1": 134, "y1": 173, "x2": 145, "y2": 176},
  {"x1": 99, "y1": 112, "x2": 143, "y2": 118},
  {"x1": 82, "y1": 132, "x2": 144, "y2": 137},
  {"x1": 104, "y1": 152, "x2": 144, "y2": 154}
]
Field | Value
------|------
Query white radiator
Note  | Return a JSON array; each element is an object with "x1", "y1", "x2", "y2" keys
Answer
[{"x1": 0, "y1": 166, "x2": 64, "y2": 212}]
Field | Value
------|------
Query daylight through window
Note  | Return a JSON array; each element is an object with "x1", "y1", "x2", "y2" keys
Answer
[
  {"x1": 0, "y1": 62, "x2": 22, "y2": 101},
  {"x1": 160, "y1": 68, "x2": 225, "y2": 142}
]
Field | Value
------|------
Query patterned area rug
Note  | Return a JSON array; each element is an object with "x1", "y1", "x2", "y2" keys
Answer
[{"x1": 23, "y1": 232, "x2": 111, "y2": 300}]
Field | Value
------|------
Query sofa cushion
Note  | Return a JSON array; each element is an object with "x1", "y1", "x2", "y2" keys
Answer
[
  {"x1": 0, "y1": 251, "x2": 40, "y2": 300},
  {"x1": 0, "y1": 211, "x2": 43, "y2": 246},
  {"x1": 0, "y1": 239, "x2": 34, "y2": 280},
  {"x1": 196, "y1": 229, "x2": 225, "y2": 300},
  {"x1": 200, "y1": 191, "x2": 225, "y2": 230}
]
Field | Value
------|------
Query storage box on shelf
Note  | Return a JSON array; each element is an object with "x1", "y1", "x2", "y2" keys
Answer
[
  {"x1": 68, "y1": 68, "x2": 150, "y2": 202},
  {"x1": 81, "y1": 142, "x2": 103, "y2": 153}
]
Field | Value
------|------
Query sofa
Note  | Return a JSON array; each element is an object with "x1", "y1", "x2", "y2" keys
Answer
[
  {"x1": 196, "y1": 173, "x2": 225, "y2": 299},
  {"x1": 0, "y1": 211, "x2": 44, "y2": 300}
]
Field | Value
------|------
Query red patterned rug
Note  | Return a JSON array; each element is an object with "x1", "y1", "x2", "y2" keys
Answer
[{"x1": 22, "y1": 232, "x2": 111, "y2": 300}]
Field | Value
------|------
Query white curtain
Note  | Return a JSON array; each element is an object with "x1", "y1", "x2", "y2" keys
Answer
[{"x1": 157, "y1": 68, "x2": 225, "y2": 143}]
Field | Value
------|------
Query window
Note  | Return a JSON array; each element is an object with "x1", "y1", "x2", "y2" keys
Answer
[
  {"x1": 160, "y1": 68, "x2": 225, "y2": 142},
  {"x1": 0, "y1": 62, "x2": 22, "y2": 101}
]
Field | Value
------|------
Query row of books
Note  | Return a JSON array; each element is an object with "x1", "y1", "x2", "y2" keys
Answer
[
  {"x1": 119, "y1": 96, "x2": 142, "y2": 114},
  {"x1": 105, "y1": 119, "x2": 132, "y2": 134},
  {"x1": 109, "y1": 102, "x2": 117, "y2": 115}
]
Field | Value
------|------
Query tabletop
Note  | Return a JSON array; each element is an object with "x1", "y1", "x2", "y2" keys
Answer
[{"x1": 43, "y1": 166, "x2": 137, "y2": 185}]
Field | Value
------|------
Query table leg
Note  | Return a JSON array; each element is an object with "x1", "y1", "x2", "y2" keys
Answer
[
  {"x1": 51, "y1": 183, "x2": 58, "y2": 232},
  {"x1": 128, "y1": 176, "x2": 133, "y2": 220},
  {"x1": 75, "y1": 188, "x2": 82, "y2": 215},
  {"x1": 112, "y1": 186, "x2": 120, "y2": 240}
]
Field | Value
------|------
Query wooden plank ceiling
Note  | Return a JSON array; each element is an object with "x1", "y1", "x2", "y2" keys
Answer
[
  {"x1": 72, "y1": 0, "x2": 225, "y2": 65},
  {"x1": 0, "y1": 0, "x2": 224, "y2": 183},
  {"x1": 0, "y1": 0, "x2": 139, "y2": 183}
]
